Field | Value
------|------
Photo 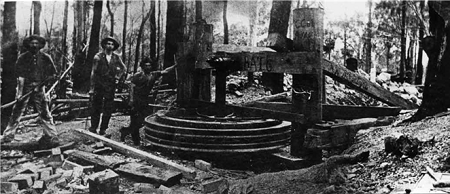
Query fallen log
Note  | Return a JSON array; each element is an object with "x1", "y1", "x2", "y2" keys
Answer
[
  {"x1": 73, "y1": 128, "x2": 196, "y2": 179},
  {"x1": 322, "y1": 59, "x2": 417, "y2": 109},
  {"x1": 228, "y1": 151, "x2": 369, "y2": 194}
]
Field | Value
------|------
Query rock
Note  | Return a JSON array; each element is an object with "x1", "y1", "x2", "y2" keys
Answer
[
  {"x1": 380, "y1": 162, "x2": 390, "y2": 169},
  {"x1": 404, "y1": 86, "x2": 419, "y2": 96},
  {"x1": 195, "y1": 159, "x2": 212, "y2": 172},
  {"x1": 376, "y1": 72, "x2": 391, "y2": 83},
  {"x1": 1, "y1": 182, "x2": 19, "y2": 193},
  {"x1": 88, "y1": 169, "x2": 120, "y2": 194}
]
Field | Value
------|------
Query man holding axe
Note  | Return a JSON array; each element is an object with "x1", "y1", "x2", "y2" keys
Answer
[{"x1": 1, "y1": 35, "x2": 58, "y2": 145}]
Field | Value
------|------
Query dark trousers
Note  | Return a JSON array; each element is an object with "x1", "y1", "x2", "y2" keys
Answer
[
  {"x1": 90, "y1": 85, "x2": 115, "y2": 132},
  {"x1": 4, "y1": 85, "x2": 57, "y2": 138},
  {"x1": 125, "y1": 100, "x2": 151, "y2": 143}
]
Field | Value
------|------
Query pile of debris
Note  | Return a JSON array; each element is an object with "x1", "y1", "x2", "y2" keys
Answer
[
  {"x1": 0, "y1": 138, "x2": 229, "y2": 194},
  {"x1": 376, "y1": 72, "x2": 422, "y2": 106}
]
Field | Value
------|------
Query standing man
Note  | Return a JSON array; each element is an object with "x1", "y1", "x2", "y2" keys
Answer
[
  {"x1": 1, "y1": 35, "x2": 58, "y2": 145},
  {"x1": 89, "y1": 36, "x2": 126, "y2": 135},
  {"x1": 120, "y1": 57, "x2": 176, "y2": 145}
]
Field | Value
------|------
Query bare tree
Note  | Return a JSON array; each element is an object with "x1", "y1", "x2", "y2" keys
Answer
[
  {"x1": 162, "y1": 0, "x2": 184, "y2": 88},
  {"x1": 262, "y1": 0, "x2": 292, "y2": 95},
  {"x1": 400, "y1": 0, "x2": 407, "y2": 82},
  {"x1": 83, "y1": 0, "x2": 103, "y2": 92},
  {"x1": 106, "y1": 0, "x2": 114, "y2": 36},
  {"x1": 32, "y1": 1, "x2": 42, "y2": 35},
  {"x1": 1, "y1": 2, "x2": 18, "y2": 131},
  {"x1": 223, "y1": 0, "x2": 229, "y2": 44},
  {"x1": 134, "y1": 8, "x2": 152, "y2": 73},
  {"x1": 150, "y1": 0, "x2": 156, "y2": 59},
  {"x1": 410, "y1": 1, "x2": 450, "y2": 121}
]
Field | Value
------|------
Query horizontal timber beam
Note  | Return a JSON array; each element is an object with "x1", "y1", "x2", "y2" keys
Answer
[
  {"x1": 243, "y1": 101, "x2": 401, "y2": 120},
  {"x1": 187, "y1": 100, "x2": 305, "y2": 123}
]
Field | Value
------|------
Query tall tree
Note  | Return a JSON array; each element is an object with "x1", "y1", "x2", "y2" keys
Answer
[
  {"x1": 415, "y1": 0, "x2": 425, "y2": 84},
  {"x1": 122, "y1": 0, "x2": 127, "y2": 63},
  {"x1": 410, "y1": 1, "x2": 450, "y2": 121},
  {"x1": 83, "y1": 0, "x2": 103, "y2": 92},
  {"x1": 150, "y1": 0, "x2": 156, "y2": 59},
  {"x1": 400, "y1": 0, "x2": 407, "y2": 82},
  {"x1": 223, "y1": 0, "x2": 229, "y2": 44},
  {"x1": 57, "y1": 0, "x2": 69, "y2": 98},
  {"x1": 32, "y1": 1, "x2": 42, "y2": 35},
  {"x1": 366, "y1": 0, "x2": 373, "y2": 75},
  {"x1": 106, "y1": 0, "x2": 114, "y2": 36},
  {"x1": 162, "y1": 1, "x2": 184, "y2": 88},
  {"x1": 134, "y1": 8, "x2": 152, "y2": 73},
  {"x1": 262, "y1": 0, "x2": 292, "y2": 95},
  {"x1": 1, "y1": 2, "x2": 18, "y2": 131},
  {"x1": 72, "y1": 0, "x2": 89, "y2": 92}
]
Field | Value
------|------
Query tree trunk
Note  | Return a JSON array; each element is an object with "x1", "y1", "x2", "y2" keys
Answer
[
  {"x1": 157, "y1": 0, "x2": 161, "y2": 58},
  {"x1": 106, "y1": 0, "x2": 114, "y2": 36},
  {"x1": 223, "y1": 0, "x2": 229, "y2": 44},
  {"x1": 150, "y1": 0, "x2": 156, "y2": 59},
  {"x1": 83, "y1": 0, "x2": 103, "y2": 93},
  {"x1": 32, "y1": 1, "x2": 41, "y2": 35},
  {"x1": 400, "y1": 0, "x2": 407, "y2": 82},
  {"x1": 247, "y1": 1, "x2": 257, "y2": 84},
  {"x1": 410, "y1": 1, "x2": 450, "y2": 121},
  {"x1": 57, "y1": 0, "x2": 69, "y2": 98},
  {"x1": 72, "y1": 0, "x2": 88, "y2": 92},
  {"x1": 122, "y1": 0, "x2": 127, "y2": 63},
  {"x1": 1, "y1": 2, "x2": 18, "y2": 132},
  {"x1": 415, "y1": 0, "x2": 425, "y2": 85},
  {"x1": 134, "y1": 9, "x2": 152, "y2": 73},
  {"x1": 261, "y1": 0, "x2": 291, "y2": 95},
  {"x1": 366, "y1": 0, "x2": 372, "y2": 75},
  {"x1": 162, "y1": 0, "x2": 184, "y2": 88}
]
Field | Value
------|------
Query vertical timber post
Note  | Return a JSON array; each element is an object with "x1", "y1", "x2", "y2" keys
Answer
[
  {"x1": 290, "y1": 8, "x2": 323, "y2": 157},
  {"x1": 177, "y1": 21, "x2": 213, "y2": 106},
  {"x1": 194, "y1": 21, "x2": 213, "y2": 102}
]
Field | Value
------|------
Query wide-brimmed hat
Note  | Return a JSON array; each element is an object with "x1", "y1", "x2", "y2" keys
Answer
[
  {"x1": 101, "y1": 36, "x2": 120, "y2": 50},
  {"x1": 23, "y1": 35, "x2": 46, "y2": 49}
]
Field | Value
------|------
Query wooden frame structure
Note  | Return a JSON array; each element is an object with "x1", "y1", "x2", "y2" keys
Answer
[{"x1": 175, "y1": 8, "x2": 415, "y2": 156}]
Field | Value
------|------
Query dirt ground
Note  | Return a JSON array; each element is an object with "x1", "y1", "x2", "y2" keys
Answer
[{"x1": 1, "y1": 79, "x2": 449, "y2": 194}]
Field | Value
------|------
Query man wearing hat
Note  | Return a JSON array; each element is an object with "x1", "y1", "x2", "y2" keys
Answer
[
  {"x1": 120, "y1": 57, "x2": 176, "y2": 145},
  {"x1": 1, "y1": 35, "x2": 58, "y2": 145},
  {"x1": 89, "y1": 36, "x2": 126, "y2": 135}
]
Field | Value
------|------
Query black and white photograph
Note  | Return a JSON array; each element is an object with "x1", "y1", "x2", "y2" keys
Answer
[{"x1": 0, "y1": 0, "x2": 449, "y2": 193}]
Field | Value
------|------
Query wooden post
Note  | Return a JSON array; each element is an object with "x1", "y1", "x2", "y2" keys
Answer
[
  {"x1": 290, "y1": 8, "x2": 323, "y2": 157},
  {"x1": 177, "y1": 21, "x2": 213, "y2": 105}
]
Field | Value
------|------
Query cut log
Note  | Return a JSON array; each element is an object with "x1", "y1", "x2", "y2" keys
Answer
[
  {"x1": 64, "y1": 149, "x2": 125, "y2": 170},
  {"x1": 322, "y1": 59, "x2": 417, "y2": 109},
  {"x1": 116, "y1": 162, "x2": 182, "y2": 187},
  {"x1": 73, "y1": 128, "x2": 196, "y2": 179}
]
